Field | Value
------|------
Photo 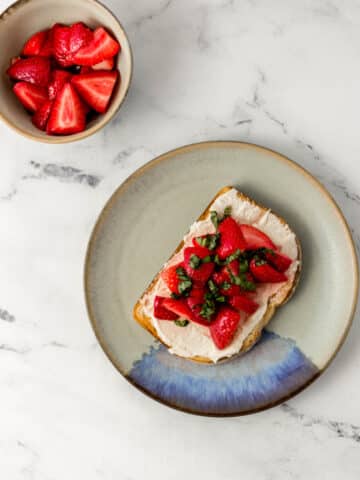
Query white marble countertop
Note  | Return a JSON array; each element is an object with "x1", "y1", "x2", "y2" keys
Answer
[{"x1": 1, "y1": 0, "x2": 360, "y2": 478}]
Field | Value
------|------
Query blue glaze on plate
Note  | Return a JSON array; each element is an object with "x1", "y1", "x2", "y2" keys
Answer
[{"x1": 128, "y1": 331, "x2": 318, "y2": 414}]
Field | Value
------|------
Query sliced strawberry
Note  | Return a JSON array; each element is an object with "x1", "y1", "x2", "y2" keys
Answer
[
  {"x1": 46, "y1": 83, "x2": 86, "y2": 135},
  {"x1": 250, "y1": 258, "x2": 287, "y2": 283},
  {"x1": 160, "y1": 262, "x2": 184, "y2": 294},
  {"x1": 210, "y1": 307, "x2": 241, "y2": 349},
  {"x1": 13, "y1": 82, "x2": 48, "y2": 112},
  {"x1": 32, "y1": 100, "x2": 53, "y2": 130},
  {"x1": 220, "y1": 284, "x2": 241, "y2": 296},
  {"x1": 38, "y1": 24, "x2": 59, "y2": 57},
  {"x1": 186, "y1": 287, "x2": 214, "y2": 326},
  {"x1": 212, "y1": 270, "x2": 229, "y2": 286},
  {"x1": 240, "y1": 224, "x2": 276, "y2": 251},
  {"x1": 71, "y1": 70, "x2": 118, "y2": 113},
  {"x1": 48, "y1": 70, "x2": 72, "y2": 100},
  {"x1": 7, "y1": 57, "x2": 51, "y2": 87},
  {"x1": 153, "y1": 296, "x2": 179, "y2": 320},
  {"x1": 52, "y1": 24, "x2": 72, "y2": 66},
  {"x1": 161, "y1": 298, "x2": 195, "y2": 322},
  {"x1": 265, "y1": 251, "x2": 292, "y2": 272},
  {"x1": 92, "y1": 57, "x2": 114, "y2": 71},
  {"x1": 217, "y1": 217, "x2": 247, "y2": 259},
  {"x1": 80, "y1": 66, "x2": 92, "y2": 74},
  {"x1": 73, "y1": 27, "x2": 120, "y2": 66},
  {"x1": 68, "y1": 22, "x2": 93, "y2": 56},
  {"x1": 229, "y1": 295, "x2": 259, "y2": 314},
  {"x1": 184, "y1": 246, "x2": 214, "y2": 283},
  {"x1": 22, "y1": 29, "x2": 48, "y2": 56}
]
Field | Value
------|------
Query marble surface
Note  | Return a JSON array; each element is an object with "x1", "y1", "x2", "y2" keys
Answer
[{"x1": 0, "y1": 0, "x2": 360, "y2": 478}]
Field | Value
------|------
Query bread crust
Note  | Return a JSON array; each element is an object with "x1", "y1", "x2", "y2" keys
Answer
[{"x1": 133, "y1": 186, "x2": 302, "y2": 364}]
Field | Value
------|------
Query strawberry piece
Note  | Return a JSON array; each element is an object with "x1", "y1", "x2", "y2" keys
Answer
[
  {"x1": 183, "y1": 246, "x2": 214, "y2": 283},
  {"x1": 186, "y1": 287, "x2": 214, "y2": 326},
  {"x1": 212, "y1": 270, "x2": 229, "y2": 286},
  {"x1": 68, "y1": 22, "x2": 93, "y2": 56},
  {"x1": 48, "y1": 70, "x2": 72, "y2": 100},
  {"x1": 161, "y1": 298, "x2": 195, "y2": 322},
  {"x1": 38, "y1": 24, "x2": 59, "y2": 57},
  {"x1": 71, "y1": 70, "x2": 118, "y2": 113},
  {"x1": 250, "y1": 258, "x2": 287, "y2": 283},
  {"x1": 80, "y1": 66, "x2": 92, "y2": 74},
  {"x1": 221, "y1": 284, "x2": 241, "y2": 296},
  {"x1": 46, "y1": 83, "x2": 86, "y2": 135},
  {"x1": 239, "y1": 224, "x2": 276, "y2": 251},
  {"x1": 12, "y1": 82, "x2": 48, "y2": 112},
  {"x1": 210, "y1": 307, "x2": 241, "y2": 349},
  {"x1": 22, "y1": 29, "x2": 48, "y2": 56},
  {"x1": 153, "y1": 296, "x2": 179, "y2": 320},
  {"x1": 160, "y1": 262, "x2": 184, "y2": 294},
  {"x1": 265, "y1": 251, "x2": 292, "y2": 272},
  {"x1": 32, "y1": 100, "x2": 53, "y2": 131},
  {"x1": 7, "y1": 57, "x2": 51, "y2": 87},
  {"x1": 52, "y1": 24, "x2": 72, "y2": 66},
  {"x1": 229, "y1": 295, "x2": 259, "y2": 314},
  {"x1": 73, "y1": 27, "x2": 120, "y2": 66},
  {"x1": 217, "y1": 217, "x2": 247, "y2": 259},
  {"x1": 92, "y1": 57, "x2": 114, "y2": 71}
]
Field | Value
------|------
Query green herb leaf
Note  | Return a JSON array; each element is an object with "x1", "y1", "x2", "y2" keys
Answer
[
  {"x1": 223, "y1": 206, "x2": 232, "y2": 218},
  {"x1": 189, "y1": 254, "x2": 201, "y2": 269},
  {"x1": 200, "y1": 296, "x2": 216, "y2": 320},
  {"x1": 208, "y1": 279, "x2": 218, "y2": 294},
  {"x1": 202, "y1": 255, "x2": 212, "y2": 264},
  {"x1": 176, "y1": 267, "x2": 189, "y2": 280},
  {"x1": 195, "y1": 237, "x2": 208, "y2": 248},
  {"x1": 221, "y1": 281, "x2": 231, "y2": 290},
  {"x1": 214, "y1": 254, "x2": 226, "y2": 266},
  {"x1": 215, "y1": 295, "x2": 226, "y2": 303},
  {"x1": 174, "y1": 319, "x2": 189, "y2": 327},
  {"x1": 239, "y1": 259, "x2": 249, "y2": 273},
  {"x1": 225, "y1": 249, "x2": 242, "y2": 264},
  {"x1": 171, "y1": 292, "x2": 181, "y2": 299},
  {"x1": 255, "y1": 258, "x2": 267, "y2": 267},
  {"x1": 210, "y1": 211, "x2": 219, "y2": 230},
  {"x1": 178, "y1": 279, "x2": 192, "y2": 294}
]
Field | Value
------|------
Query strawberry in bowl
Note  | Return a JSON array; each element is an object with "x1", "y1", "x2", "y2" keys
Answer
[{"x1": 6, "y1": 22, "x2": 121, "y2": 135}]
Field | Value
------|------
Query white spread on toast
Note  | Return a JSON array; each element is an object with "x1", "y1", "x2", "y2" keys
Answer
[{"x1": 141, "y1": 188, "x2": 299, "y2": 362}]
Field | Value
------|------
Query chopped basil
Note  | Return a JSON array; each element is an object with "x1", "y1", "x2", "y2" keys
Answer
[
  {"x1": 202, "y1": 255, "x2": 212, "y2": 264},
  {"x1": 225, "y1": 249, "x2": 242, "y2": 264},
  {"x1": 176, "y1": 267, "x2": 192, "y2": 295},
  {"x1": 176, "y1": 267, "x2": 189, "y2": 280},
  {"x1": 215, "y1": 295, "x2": 226, "y2": 303},
  {"x1": 178, "y1": 279, "x2": 192, "y2": 294},
  {"x1": 200, "y1": 296, "x2": 216, "y2": 320},
  {"x1": 208, "y1": 279, "x2": 218, "y2": 294},
  {"x1": 243, "y1": 280, "x2": 256, "y2": 291},
  {"x1": 255, "y1": 258, "x2": 267, "y2": 267},
  {"x1": 214, "y1": 254, "x2": 226, "y2": 266},
  {"x1": 221, "y1": 281, "x2": 231, "y2": 290},
  {"x1": 170, "y1": 292, "x2": 181, "y2": 299},
  {"x1": 174, "y1": 319, "x2": 189, "y2": 327},
  {"x1": 189, "y1": 254, "x2": 201, "y2": 269},
  {"x1": 196, "y1": 237, "x2": 208, "y2": 248},
  {"x1": 210, "y1": 211, "x2": 219, "y2": 229},
  {"x1": 239, "y1": 259, "x2": 249, "y2": 273},
  {"x1": 195, "y1": 234, "x2": 219, "y2": 251},
  {"x1": 223, "y1": 206, "x2": 232, "y2": 218}
]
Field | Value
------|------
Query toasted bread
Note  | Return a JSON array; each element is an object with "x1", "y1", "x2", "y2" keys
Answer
[{"x1": 133, "y1": 186, "x2": 302, "y2": 364}]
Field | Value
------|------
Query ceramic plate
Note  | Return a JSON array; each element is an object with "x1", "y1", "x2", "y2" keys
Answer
[{"x1": 85, "y1": 141, "x2": 358, "y2": 416}]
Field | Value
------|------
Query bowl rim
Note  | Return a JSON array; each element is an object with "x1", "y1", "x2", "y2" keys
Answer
[
  {"x1": 0, "y1": 0, "x2": 133, "y2": 144},
  {"x1": 84, "y1": 140, "x2": 359, "y2": 417}
]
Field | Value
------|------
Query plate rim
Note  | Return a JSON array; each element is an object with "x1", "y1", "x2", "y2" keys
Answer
[{"x1": 84, "y1": 140, "x2": 359, "y2": 417}]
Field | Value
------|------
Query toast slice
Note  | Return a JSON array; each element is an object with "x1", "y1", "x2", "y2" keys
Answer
[{"x1": 133, "y1": 186, "x2": 302, "y2": 364}]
